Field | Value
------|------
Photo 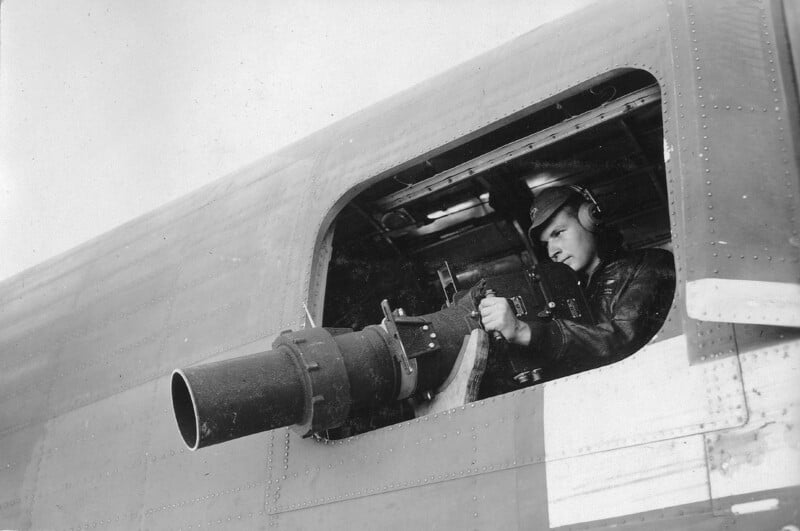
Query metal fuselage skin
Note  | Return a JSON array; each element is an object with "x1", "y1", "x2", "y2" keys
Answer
[{"x1": 1, "y1": 0, "x2": 799, "y2": 529}]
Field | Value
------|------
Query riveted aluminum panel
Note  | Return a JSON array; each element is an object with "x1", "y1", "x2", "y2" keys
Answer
[
  {"x1": 0, "y1": 387, "x2": 52, "y2": 444},
  {"x1": 275, "y1": 385, "x2": 545, "y2": 516},
  {"x1": 72, "y1": 261, "x2": 180, "y2": 331},
  {"x1": 776, "y1": 0, "x2": 800, "y2": 168},
  {"x1": 47, "y1": 299, "x2": 172, "y2": 414},
  {"x1": 136, "y1": 375, "x2": 274, "y2": 531},
  {"x1": 0, "y1": 276, "x2": 89, "y2": 436},
  {"x1": 0, "y1": 150, "x2": 320, "y2": 529},
  {"x1": 543, "y1": 335, "x2": 746, "y2": 460},
  {"x1": 27, "y1": 380, "x2": 159, "y2": 530},
  {"x1": 72, "y1": 236, "x2": 186, "y2": 312},
  {"x1": 661, "y1": 0, "x2": 705, "y2": 367},
  {"x1": 706, "y1": 339, "x2": 800, "y2": 513},
  {"x1": 0, "y1": 424, "x2": 45, "y2": 529},
  {"x1": 0, "y1": 353, "x2": 55, "y2": 435},
  {"x1": 673, "y1": 1, "x2": 800, "y2": 285},
  {"x1": 664, "y1": 0, "x2": 799, "y2": 362},
  {"x1": 55, "y1": 279, "x2": 179, "y2": 407},
  {"x1": 733, "y1": 323, "x2": 800, "y2": 352},
  {"x1": 545, "y1": 488, "x2": 800, "y2": 530},
  {"x1": 274, "y1": 465, "x2": 549, "y2": 530},
  {"x1": 546, "y1": 435, "x2": 710, "y2": 528},
  {"x1": 682, "y1": 320, "x2": 738, "y2": 362},
  {"x1": 686, "y1": 278, "x2": 800, "y2": 327},
  {"x1": 0, "y1": 316, "x2": 74, "y2": 437},
  {"x1": 0, "y1": 247, "x2": 91, "y2": 338},
  {"x1": 64, "y1": 334, "x2": 286, "y2": 530},
  {"x1": 782, "y1": 0, "x2": 800, "y2": 100},
  {"x1": 159, "y1": 298, "x2": 259, "y2": 374},
  {"x1": 0, "y1": 283, "x2": 79, "y2": 363}
]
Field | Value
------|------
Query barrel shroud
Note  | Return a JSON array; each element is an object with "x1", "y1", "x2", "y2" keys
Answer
[{"x1": 171, "y1": 300, "x2": 478, "y2": 450}]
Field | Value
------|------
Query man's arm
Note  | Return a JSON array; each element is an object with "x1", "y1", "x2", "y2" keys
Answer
[
  {"x1": 479, "y1": 249, "x2": 675, "y2": 371},
  {"x1": 531, "y1": 249, "x2": 675, "y2": 371},
  {"x1": 478, "y1": 296, "x2": 532, "y2": 344}
]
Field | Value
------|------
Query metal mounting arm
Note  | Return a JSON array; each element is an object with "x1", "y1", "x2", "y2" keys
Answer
[{"x1": 381, "y1": 299, "x2": 441, "y2": 375}]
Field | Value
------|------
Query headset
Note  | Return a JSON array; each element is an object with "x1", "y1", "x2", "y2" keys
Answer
[{"x1": 568, "y1": 184, "x2": 603, "y2": 233}]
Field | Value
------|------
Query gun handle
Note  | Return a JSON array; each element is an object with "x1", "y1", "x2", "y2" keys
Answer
[{"x1": 484, "y1": 290, "x2": 507, "y2": 343}]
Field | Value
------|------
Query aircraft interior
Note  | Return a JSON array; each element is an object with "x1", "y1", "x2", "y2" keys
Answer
[
  {"x1": 318, "y1": 70, "x2": 675, "y2": 436},
  {"x1": 323, "y1": 70, "x2": 671, "y2": 332}
]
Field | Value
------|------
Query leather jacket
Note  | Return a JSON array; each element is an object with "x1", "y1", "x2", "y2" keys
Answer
[
  {"x1": 525, "y1": 248, "x2": 676, "y2": 380},
  {"x1": 475, "y1": 248, "x2": 675, "y2": 396}
]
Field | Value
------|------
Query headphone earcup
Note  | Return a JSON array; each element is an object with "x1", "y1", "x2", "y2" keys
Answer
[{"x1": 578, "y1": 202, "x2": 602, "y2": 232}]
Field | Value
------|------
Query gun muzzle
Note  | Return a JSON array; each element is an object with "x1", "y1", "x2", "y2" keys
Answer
[
  {"x1": 172, "y1": 326, "x2": 401, "y2": 450},
  {"x1": 171, "y1": 303, "x2": 476, "y2": 450}
]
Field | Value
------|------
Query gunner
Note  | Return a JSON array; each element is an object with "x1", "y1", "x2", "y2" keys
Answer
[{"x1": 478, "y1": 185, "x2": 676, "y2": 382}]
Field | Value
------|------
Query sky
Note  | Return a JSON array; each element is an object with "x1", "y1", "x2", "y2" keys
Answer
[{"x1": 0, "y1": 0, "x2": 591, "y2": 281}]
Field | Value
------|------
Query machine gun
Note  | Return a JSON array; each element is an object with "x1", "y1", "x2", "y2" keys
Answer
[{"x1": 171, "y1": 261, "x2": 591, "y2": 450}]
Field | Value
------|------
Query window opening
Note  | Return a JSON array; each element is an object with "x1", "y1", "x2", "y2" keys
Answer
[{"x1": 321, "y1": 70, "x2": 674, "y2": 437}]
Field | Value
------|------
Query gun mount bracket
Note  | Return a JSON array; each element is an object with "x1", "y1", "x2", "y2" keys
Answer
[{"x1": 381, "y1": 299, "x2": 441, "y2": 375}]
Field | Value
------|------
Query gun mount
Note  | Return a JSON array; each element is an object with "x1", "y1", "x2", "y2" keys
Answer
[{"x1": 171, "y1": 261, "x2": 588, "y2": 450}]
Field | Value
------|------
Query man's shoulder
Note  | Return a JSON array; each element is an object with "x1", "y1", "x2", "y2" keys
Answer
[
  {"x1": 630, "y1": 247, "x2": 674, "y2": 266},
  {"x1": 604, "y1": 248, "x2": 675, "y2": 276}
]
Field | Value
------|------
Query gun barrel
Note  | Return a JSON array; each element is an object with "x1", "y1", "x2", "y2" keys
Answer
[
  {"x1": 171, "y1": 303, "x2": 476, "y2": 450},
  {"x1": 171, "y1": 326, "x2": 401, "y2": 450},
  {"x1": 171, "y1": 348, "x2": 306, "y2": 450}
]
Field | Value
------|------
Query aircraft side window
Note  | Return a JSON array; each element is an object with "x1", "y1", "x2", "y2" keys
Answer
[{"x1": 319, "y1": 69, "x2": 676, "y2": 438}]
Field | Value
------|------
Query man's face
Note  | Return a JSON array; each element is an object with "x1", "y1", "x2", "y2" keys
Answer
[{"x1": 538, "y1": 207, "x2": 600, "y2": 274}]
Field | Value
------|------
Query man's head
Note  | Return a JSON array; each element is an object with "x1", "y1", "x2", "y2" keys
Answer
[{"x1": 529, "y1": 186, "x2": 602, "y2": 274}]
